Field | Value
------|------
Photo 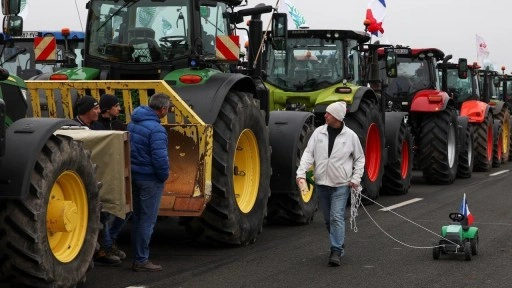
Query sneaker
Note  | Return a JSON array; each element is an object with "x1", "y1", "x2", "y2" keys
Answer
[
  {"x1": 111, "y1": 244, "x2": 127, "y2": 260},
  {"x1": 328, "y1": 251, "x2": 341, "y2": 267},
  {"x1": 132, "y1": 261, "x2": 162, "y2": 272},
  {"x1": 94, "y1": 249, "x2": 121, "y2": 266}
]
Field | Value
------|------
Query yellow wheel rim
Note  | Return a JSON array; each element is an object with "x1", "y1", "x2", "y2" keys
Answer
[
  {"x1": 502, "y1": 115, "x2": 509, "y2": 155},
  {"x1": 301, "y1": 167, "x2": 314, "y2": 202},
  {"x1": 47, "y1": 170, "x2": 88, "y2": 263},
  {"x1": 233, "y1": 129, "x2": 260, "y2": 213}
]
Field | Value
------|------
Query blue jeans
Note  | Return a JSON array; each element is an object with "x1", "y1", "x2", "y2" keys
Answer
[
  {"x1": 131, "y1": 180, "x2": 164, "y2": 264},
  {"x1": 316, "y1": 185, "x2": 350, "y2": 255},
  {"x1": 100, "y1": 212, "x2": 131, "y2": 249}
]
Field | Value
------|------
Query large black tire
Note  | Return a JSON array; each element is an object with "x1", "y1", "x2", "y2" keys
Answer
[
  {"x1": 472, "y1": 113, "x2": 493, "y2": 172},
  {"x1": 382, "y1": 117, "x2": 413, "y2": 195},
  {"x1": 492, "y1": 120, "x2": 503, "y2": 168},
  {"x1": 0, "y1": 135, "x2": 100, "y2": 287},
  {"x1": 419, "y1": 108, "x2": 459, "y2": 184},
  {"x1": 344, "y1": 97, "x2": 385, "y2": 200},
  {"x1": 457, "y1": 121, "x2": 474, "y2": 178},
  {"x1": 509, "y1": 118, "x2": 512, "y2": 162},
  {"x1": 494, "y1": 107, "x2": 510, "y2": 163},
  {"x1": 186, "y1": 91, "x2": 271, "y2": 245},
  {"x1": 267, "y1": 119, "x2": 317, "y2": 225}
]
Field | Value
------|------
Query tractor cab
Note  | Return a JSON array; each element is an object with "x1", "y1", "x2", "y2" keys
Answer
[
  {"x1": 80, "y1": 0, "x2": 252, "y2": 80},
  {"x1": 437, "y1": 57, "x2": 481, "y2": 109},
  {"x1": 380, "y1": 46, "x2": 444, "y2": 111},
  {"x1": 264, "y1": 28, "x2": 370, "y2": 92}
]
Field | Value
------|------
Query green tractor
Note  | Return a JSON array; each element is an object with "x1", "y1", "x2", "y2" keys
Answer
[
  {"x1": 0, "y1": 4, "x2": 100, "y2": 287},
  {"x1": 433, "y1": 212, "x2": 479, "y2": 261},
  {"x1": 19, "y1": 1, "x2": 317, "y2": 240},
  {"x1": 263, "y1": 13, "x2": 413, "y2": 200}
]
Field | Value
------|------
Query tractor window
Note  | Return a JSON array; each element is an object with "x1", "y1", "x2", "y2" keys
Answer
[
  {"x1": 0, "y1": 35, "x2": 84, "y2": 79},
  {"x1": 200, "y1": 4, "x2": 228, "y2": 56},
  {"x1": 445, "y1": 69, "x2": 473, "y2": 104},
  {"x1": 88, "y1": 0, "x2": 191, "y2": 63},
  {"x1": 265, "y1": 34, "x2": 357, "y2": 92}
]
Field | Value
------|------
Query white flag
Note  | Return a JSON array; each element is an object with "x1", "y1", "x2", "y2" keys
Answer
[{"x1": 476, "y1": 34, "x2": 489, "y2": 60}]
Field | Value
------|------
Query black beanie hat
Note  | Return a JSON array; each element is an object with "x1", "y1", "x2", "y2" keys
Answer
[
  {"x1": 75, "y1": 95, "x2": 99, "y2": 115},
  {"x1": 100, "y1": 94, "x2": 119, "y2": 113}
]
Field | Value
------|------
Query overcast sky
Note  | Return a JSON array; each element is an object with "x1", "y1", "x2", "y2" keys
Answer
[
  {"x1": 256, "y1": 0, "x2": 512, "y2": 73},
  {"x1": 21, "y1": 0, "x2": 512, "y2": 73}
]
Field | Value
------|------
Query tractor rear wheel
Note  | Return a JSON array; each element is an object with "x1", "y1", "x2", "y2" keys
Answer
[
  {"x1": 492, "y1": 120, "x2": 503, "y2": 168},
  {"x1": 344, "y1": 97, "x2": 384, "y2": 200},
  {"x1": 473, "y1": 113, "x2": 493, "y2": 172},
  {"x1": 186, "y1": 91, "x2": 271, "y2": 245},
  {"x1": 457, "y1": 122, "x2": 474, "y2": 178},
  {"x1": 267, "y1": 119, "x2": 317, "y2": 224},
  {"x1": 0, "y1": 135, "x2": 100, "y2": 287},
  {"x1": 419, "y1": 108, "x2": 459, "y2": 184},
  {"x1": 382, "y1": 117, "x2": 412, "y2": 195},
  {"x1": 495, "y1": 106, "x2": 510, "y2": 163}
]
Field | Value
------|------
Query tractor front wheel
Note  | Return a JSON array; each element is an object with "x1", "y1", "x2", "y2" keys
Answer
[
  {"x1": 186, "y1": 91, "x2": 271, "y2": 245},
  {"x1": 419, "y1": 108, "x2": 459, "y2": 184},
  {"x1": 0, "y1": 135, "x2": 100, "y2": 287}
]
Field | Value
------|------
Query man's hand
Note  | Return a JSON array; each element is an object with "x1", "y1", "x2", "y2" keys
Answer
[{"x1": 297, "y1": 178, "x2": 307, "y2": 195}]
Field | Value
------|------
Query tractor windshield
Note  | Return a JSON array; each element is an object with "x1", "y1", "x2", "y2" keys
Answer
[
  {"x1": 381, "y1": 57, "x2": 433, "y2": 100},
  {"x1": 87, "y1": 0, "x2": 228, "y2": 63},
  {"x1": 265, "y1": 36, "x2": 362, "y2": 91},
  {"x1": 442, "y1": 68, "x2": 477, "y2": 104}
]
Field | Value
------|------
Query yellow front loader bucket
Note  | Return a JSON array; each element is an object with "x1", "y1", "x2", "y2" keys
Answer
[{"x1": 25, "y1": 80, "x2": 213, "y2": 217}]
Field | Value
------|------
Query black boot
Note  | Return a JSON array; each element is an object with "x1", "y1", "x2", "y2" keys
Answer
[{"x1": 328, "y1": 250, "x2": 341, "y2": 267}]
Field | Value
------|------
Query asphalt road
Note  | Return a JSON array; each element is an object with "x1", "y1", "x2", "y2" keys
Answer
[{"x1": 8, "y1": 163, "x2": 512, "y2": 288}]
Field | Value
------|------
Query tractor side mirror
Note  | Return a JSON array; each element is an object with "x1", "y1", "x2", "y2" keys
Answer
[
  {"x1": 384, "y1": 48, "x2": 397, "y2": 78},
  {"x1": 2, "y1": 15, "x2": 22, "y2": 37},
  {"x1": 1, "y1": 0, "x2": 20, "y2": 15},
  {"x1": 271, "y1": 13, "x2": 287, "y2": 51},
  {"x1": 458, "y1": 58, "x2": 468, "y2": 79}
]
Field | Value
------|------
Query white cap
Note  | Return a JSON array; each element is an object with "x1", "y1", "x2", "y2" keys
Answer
[{"x1": 326, "y1": 101, "x2": 347, "y2": 121}]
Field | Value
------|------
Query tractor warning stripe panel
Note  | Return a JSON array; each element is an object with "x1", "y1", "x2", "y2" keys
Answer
[
  {"x1": 215, "y1": 35, "x2": 240, "y2": 61},
  {"x1": 34, "y1": 36, "x2": 57, "y2": 61}
]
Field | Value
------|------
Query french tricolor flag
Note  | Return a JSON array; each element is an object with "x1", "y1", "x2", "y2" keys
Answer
[
  {"x1": 459, "y1": 193, "x2": 474, "y2": 225},
  {"x1": 366, "y1": 0, "x2": 386, "y2": 37}
]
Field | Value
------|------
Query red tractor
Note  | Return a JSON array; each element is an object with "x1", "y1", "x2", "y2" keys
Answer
[
  {"x1": 380, "y1": 46, "x2": 463, "y2": 184},
  {"x1": 438, "y1": 57, "x2": 501, "y2": 173}
]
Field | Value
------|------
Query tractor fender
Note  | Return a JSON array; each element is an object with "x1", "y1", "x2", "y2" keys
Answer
[
  {"x1": 464, "y1": 226, "x2": 479, "y2": 239},
  {"x1": 384, "y1": 112, "x2": 408, "y2": 161},
  {"x1": 349, "y1": 86, "x2": 378, "y2": 113},
  {"x1": 0, "y1": 118, "x2": 79, "y2": 199},
  {"x1": 410, "y1": 89, "x2": 452, "y2": 112},
  {"x1": 172, "y1": 73, "x2": 258, "y2": 124},
  {"x1": 490, "y1": 100, "x2": 507, "y2": 116},
  {"x1": 268, "y1": 111, "x2": 314, "y2": 194},
  {"x1": 457, "y1": 116, "x2": 470, "y2": 152},
  {"x1": 460, "y1": 100, "x2": 491, "y2": 123}
]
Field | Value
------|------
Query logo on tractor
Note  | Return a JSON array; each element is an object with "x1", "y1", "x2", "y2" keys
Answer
[{"x1": 34, "y1": 36, "x2": 57, "y2": 61}]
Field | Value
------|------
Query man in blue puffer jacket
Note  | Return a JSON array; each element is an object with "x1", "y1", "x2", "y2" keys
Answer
[{"x1": 127, "y1": 93, "x2": 171, "y2": 272}]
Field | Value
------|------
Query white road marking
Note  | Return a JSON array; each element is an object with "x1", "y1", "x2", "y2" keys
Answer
[
  {"x1": 379, "y1": 198, "x2": 423, "y2": 211},
  {"x1": 490, "y1": 169, "x2": 509, "y2": 176}
]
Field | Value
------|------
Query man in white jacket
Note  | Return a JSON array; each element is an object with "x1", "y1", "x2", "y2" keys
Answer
[{"x1": 296, "y1": 101, "x2": 365, "y2": 267}]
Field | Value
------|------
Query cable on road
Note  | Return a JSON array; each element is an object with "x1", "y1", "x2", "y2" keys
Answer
[{"x1": 349, "y1": 188, "x2": 459, "y2": 249}]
